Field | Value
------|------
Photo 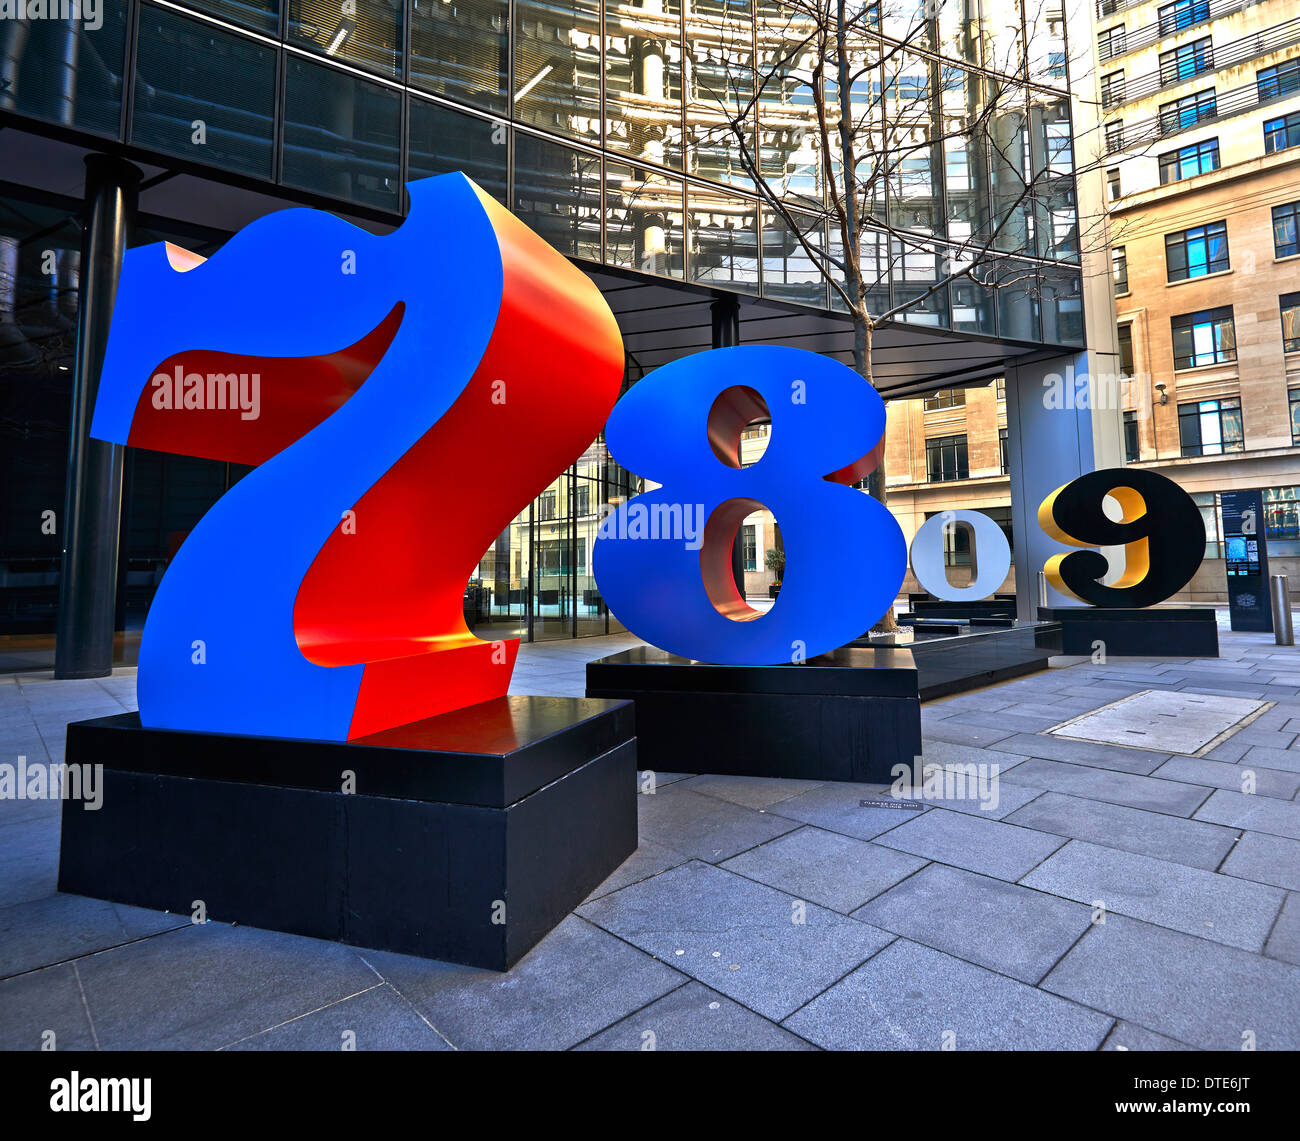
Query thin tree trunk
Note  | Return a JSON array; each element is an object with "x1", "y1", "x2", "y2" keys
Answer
[{"x1": 852, "y1": 315, "x2": 900, "y2": 635}]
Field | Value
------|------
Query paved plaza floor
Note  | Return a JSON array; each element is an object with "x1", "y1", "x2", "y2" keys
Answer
[{"x1": 2, "y1": 624, "x2": 1299, "y2": 1050}]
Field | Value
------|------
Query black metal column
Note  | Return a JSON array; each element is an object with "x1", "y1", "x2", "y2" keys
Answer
[
  {"x1": 711, "y1": 295, "x2": 746, "y2": 597},
  {"x1": 55, "y1": 155, "x2": 141, "y2": 679}
]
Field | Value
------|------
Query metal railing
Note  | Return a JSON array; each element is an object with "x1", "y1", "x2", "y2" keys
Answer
[
  {"x1": 1103, "y1": 16, "x2": 1300, "y2": 108},
  {"x1": 1104, "y1": 68, "x2": 1300, "y2": 152},
  {"x1": 1098, "y1": 0, "x2": 1256, "y2": 62}
]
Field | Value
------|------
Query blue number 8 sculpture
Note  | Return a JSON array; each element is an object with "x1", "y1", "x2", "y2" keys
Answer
[{"x1": 593, "y1": 345, "x2": 906, "y2": 664}]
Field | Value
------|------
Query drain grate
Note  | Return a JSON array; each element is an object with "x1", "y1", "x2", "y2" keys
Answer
[{"x1": 1047, "y1": 690, "x2": 1271, "y2": 756}]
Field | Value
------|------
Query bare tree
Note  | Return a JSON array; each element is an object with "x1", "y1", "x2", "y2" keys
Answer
[{"x1": 682, "y1": 0, "x2": 1118, "y2": 627}]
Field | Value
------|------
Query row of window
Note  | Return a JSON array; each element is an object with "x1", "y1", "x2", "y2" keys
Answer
[
  {"x1": 1098, "y1": 0, "x2": 1214, "y2": 60},
  {"x1": 1133, "y1": 392, "x2": 1299, "y2": 456},
  {"x1": 1116, "y1": 296, "x2": 1297, "y2": 379},
  {"x1": 923, "y1": 429, "x2": 1011, "y2": 482},
  {"x1": 1111, "y1": 202, "x2": 1300, "y2": 298},
  {"x1": 1103, "y1": 60, "x2": 1300, "y2": 156}
]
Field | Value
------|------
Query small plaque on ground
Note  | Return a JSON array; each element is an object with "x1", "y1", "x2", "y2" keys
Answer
[
  {"x1": 1047, "y1": 690, "x2": 1269, "y2": 755},
  {"x1": 860, "y1": 798, "x2": 924, "y2": 810}
]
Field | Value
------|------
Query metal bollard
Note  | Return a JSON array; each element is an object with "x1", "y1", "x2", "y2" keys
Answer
[
  {"x1": 1272, "y1": 574, "x2": 1295, "y2": 646},
  {"x1": 1037, "y1": 570, "x2": 1049, "y2": 611}
]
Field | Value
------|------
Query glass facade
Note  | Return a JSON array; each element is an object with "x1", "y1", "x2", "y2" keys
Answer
[
  {"x1": 0, "y1": 0, "x2": 1085, "y2": 331},
  {"x1": 0, "y1": 0, "x2": 1091, "y2": 657}
]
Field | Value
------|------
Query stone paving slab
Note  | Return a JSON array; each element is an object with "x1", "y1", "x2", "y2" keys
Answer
[
  {"x1": 1003, "y1": 791, "x2": 1238, "y2": 871},
  {"x1": 851, "y1": 863, "x2": 1094, "y2": 984},
  {"x1": 783, "y1": 938, "x2": 1112, "y2": 1051},
  {"x1": 574, "y1": 981, "x2": 816, "y2": 1051},
  {"x1": 576, "y1": 861, "x2": 894, "y2": 1022},
  {"x1": 0, "y1": 963, "x2": 98, "y2": 1051},
  {"x1": 359, "y1": 915, "x2": 684, "y2": 1051},
  {"x1": 1238, "y1": 745, "x2": 1300, "y2": 774},
  {"x1": 71, "y1": 923, "x2": 387, "y2": 1050},
  {"x1": 636, "y1": 785, "x2": 800, "y2": 862},
  {"x1": 1042, "y1": 915, "x2": 1300, "y2": 1051},
  {"x1": 720, "y1": 825, "x2": 928, "y2": 914},
  {"x1": 763, "y1": 783, "x2": 927, "y2": 841},
  {"x1": 1264, "y1": 893, "x2": 1300, "y2": 966},
  {"x1": 1021, "y1": 840, "x2": 1284, "y2": 952},
  {"x1": 1220, "y1": 832, "x2": 1300, "y2": 893},
  {"x1": 1103, "y1": 1022, "x2": 1198, "y2": 1051},
  {"x1": 678, "y1": 774, "x2": 825, "y2": 810},
  {"x1": 994, "y1": 732, "x2": 1171, "y2": 775},
  {"x1": 1194, "y1": 789, "x2": 1300, "y2": 839},
  {"x1": 872, "y1": 807, "x2": 1065, "y2": 882},
  {"x1": 1152, "y1": 756, "x2": 1300, "y2": 800},
  {"x1": 1001, "y1": 758, "x2": 1213, "y2": 816},
  {"x1": 920, "y1": 719, "x2": 1018, "y2": 748},
  {"x1": 0, "y1": 893, "x2": 186, "y2": 980},
  {"x1": 223, "y1": 983, "x2": 453, "y2": 1051}
]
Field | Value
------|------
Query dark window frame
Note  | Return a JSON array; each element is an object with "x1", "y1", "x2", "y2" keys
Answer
[
  {"x1": 1177, "y1": 397, "x2": 1244, "y2": 456},
  {"x1": 1165, "y1": 220, "x2": 1230, "y2": 282},
  {"x1": 1159, "y1": 138, "x2": 1219, "y2": 183},
  {"x1": 925, "y1": 434, "x2": 970, "y2": 482},
  {"x1": 1171, "y1": 306, "x2": 1236, "y2": 369}
]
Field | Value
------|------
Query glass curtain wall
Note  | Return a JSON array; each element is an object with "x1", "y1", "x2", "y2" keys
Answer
[{"x1": 0, "y1": 0, "x2": 1090, "y2": 652}]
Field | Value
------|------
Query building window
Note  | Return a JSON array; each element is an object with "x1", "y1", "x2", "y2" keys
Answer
[
  {"x1": 575, "y1": 483, "x2": 590, "y2": 516},
  {"x1": 1117, "y1": 322, "x2": 1134, "y2": 378},
  {"x1": 995, "y1": 377, "x2": 1006, "y2": 401},
  {"x1": 1112, "y1": 246, "x2": 1128, "y2": 293},
  {"x1": 1102, "y1": 71, "x2": 1126, "y2": 108},
  {"x1": 1290, "y1": 391, "x2": 1300, "y2": 443},
  {"x1": 1178, "y1": 398, "x2": 1243, "y2": 456},
  {"x1": 923, "y1": 387, "x2": 966, "y2": 410},
  {"x1": 1105, "y1": 121, "x2": 1125, "y2": 153},
  {"x1": 999, "y1": 426, "x2": 1009, "y2": 474},
  {"x1": 1158, "y1": 89, "x2": 1216, "y2": 135},
  {"x1": 1265, "y1": 111, "x2": 1300, "y2": 154},
  {"x1": 1098, "y1": 26, "x2": 1127, "y2": 62},
  {"x1": 1160, "y1": 38, "x2": 1213, "y2": 85},
  {"x1": 1282, "y1": 293, "x2": 1300, "y2": 353},
  {"x1": 538, "y1": 489, "x2": 557, "y2": 520},
  {"x1": 1275, "y1": 202, "x2": 1300, "y2": 257},
  {"x1": 1159, "y1": 138, "x2": 1219, "y2": 183},
  {"x1": 926, "y1": 434, "x2": 969, "y2": 481},
  {"x1": 1123, "y1": 410, "x2": 1140, "y2": 462},
  {"x1": 1193, "y1": 491, "x2": 1222, "y2": 558},
  {"x1": 1165, "y1": 221, "x2": 1229, "y2": 282},
  {"x1": 1159, "y1": 0, "x2": 1209, "y2": 34},
  {"x1": 1172, "y1": 307, "x2": 1235, "y2": 369},
  {"x1": 1107, "y1": 166, "x2": 1122, "y2": 199},
  {"x1": 742, "y1": 524, "x2": 757, "y2": 571},
  {"x1": 1258, "y1": 60, "x2": 1300, "y2": 102}
]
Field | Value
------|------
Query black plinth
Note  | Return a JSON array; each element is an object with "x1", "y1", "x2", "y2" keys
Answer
[
  {"x1": 1039, "y1": 607, "x2": 1219, "y2": 657},
  {"x1": 909, "y1": 599, "x2": 1017, "y2": 620},
  {"x1": 585, "y1": 645, "x2": 921, "y2": 783},
  {"x1": 857, "y1": 620, "x2": 1063, "y2": 699},
  {"x1": 59, "y1": 696, "x2": 637, "y2": 971}
]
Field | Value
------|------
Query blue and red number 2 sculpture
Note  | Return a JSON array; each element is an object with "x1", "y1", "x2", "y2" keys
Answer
[
  {"x1": 592, "y1": 346, "x2": 908, "y2": 664},
  {"x1": 91, "y1": 173, "x2": 625, "y2": 740}
]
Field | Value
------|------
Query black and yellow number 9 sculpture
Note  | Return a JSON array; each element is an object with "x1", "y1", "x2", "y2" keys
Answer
[{"x1": 1037, "y1": 469, "x2": 1205, "y2": 608}]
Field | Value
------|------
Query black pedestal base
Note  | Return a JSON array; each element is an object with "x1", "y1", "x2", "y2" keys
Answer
[
  {"x1": 1038, "y1": 607, "x2": 1219, "y2": 657},
  {"x1": 858, "y1": 620, "x2": 1063, "y2": 699},
  {"x1": 59, "y1": 697, "x2": 637, "y2": 971},
  {"x1": 586, "y1": 646, "x2": 921, "y2": 783}
]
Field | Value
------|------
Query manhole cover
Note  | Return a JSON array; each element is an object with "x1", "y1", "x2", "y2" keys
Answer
[{"x1": 1047, "y1": 690, "x2": 1270, "y2": 755}]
